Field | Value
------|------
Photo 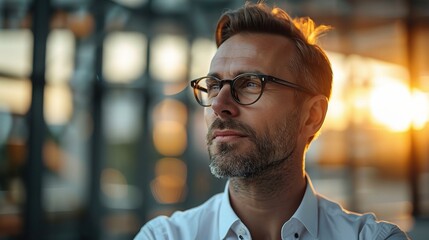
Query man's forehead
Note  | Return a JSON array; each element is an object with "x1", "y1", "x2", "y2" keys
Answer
[{"x1": 209, "y1": 33, "x2": 296, "y2": 78}]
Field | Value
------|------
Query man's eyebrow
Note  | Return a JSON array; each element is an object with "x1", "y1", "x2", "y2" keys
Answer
[
  {"x1": 206, "y1": 70, "x2": 265, "y2": 79},
  {"x1": 207, "y1": 72, "x2": 221, "y2": 78}
]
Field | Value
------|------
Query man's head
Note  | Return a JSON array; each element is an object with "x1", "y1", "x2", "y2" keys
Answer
[
  {"x1": 191, "y1": 2, "x2": 332, "y2": 179},
  {"x1": 216, "y1": 2, "x2": 332, "y2": 102}
]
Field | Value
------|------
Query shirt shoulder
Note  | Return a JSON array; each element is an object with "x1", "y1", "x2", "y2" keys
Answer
[
  {"x1": 134, "y1": 193, "x2": 223, "y2": 240},
  {"x1": 317, "y1": 195, "x2": 410, "y2": 240}
]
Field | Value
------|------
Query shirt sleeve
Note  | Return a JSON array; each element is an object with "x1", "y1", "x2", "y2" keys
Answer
[
  {"x1": 379, "y1": 224, "x2": 411, "y2": 240},
  {"x1": 359, "y1": 220, "x2": 410, "y2": 240}
]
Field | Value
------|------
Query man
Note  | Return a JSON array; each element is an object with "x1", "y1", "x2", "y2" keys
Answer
[{"x1": 135, "y1": 2, "x2": 410, "y2": 240}]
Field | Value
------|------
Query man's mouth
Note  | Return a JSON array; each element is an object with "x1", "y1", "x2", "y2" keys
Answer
[{"x1": 211, "y1": 129, "x2": 247, "y2": 142}]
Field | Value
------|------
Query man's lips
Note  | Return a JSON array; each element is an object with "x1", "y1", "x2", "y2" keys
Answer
[{"x1": 211, "y1": 129, "x2": 247, "y2": 141}]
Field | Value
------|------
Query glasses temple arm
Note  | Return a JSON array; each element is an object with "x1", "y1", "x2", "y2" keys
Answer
[
  {"x1": 270, "y1": 78, "x2": 315, "y2": 95},
  {"x1": 192, "y1": 84, "x2": 208, "y2": 93}
]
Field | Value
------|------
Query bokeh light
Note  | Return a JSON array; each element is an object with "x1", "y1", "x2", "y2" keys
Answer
[
  {"x1": 103, "y1": 32, "x2": 147, "y2": 83},
  {"x1": 150, "y1": 158, "x2": 187, "y2": 204},
  {"x1": 44, "y1": 84, "x2": 73, "y2": 125},
  {"x1": 150, "y1": 34, "x2": 188, "y2": 82}
]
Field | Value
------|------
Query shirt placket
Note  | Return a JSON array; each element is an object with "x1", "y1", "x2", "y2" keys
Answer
[{"x1": 235, "y1": 223, "x2": 251, "y2": 240}]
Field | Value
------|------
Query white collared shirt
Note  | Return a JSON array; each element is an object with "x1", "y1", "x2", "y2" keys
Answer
[{"x1": 135, "y1": 175, "x2": 409, "y2": 240}]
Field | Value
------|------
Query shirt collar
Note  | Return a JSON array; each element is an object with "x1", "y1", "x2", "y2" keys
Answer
[
  {"x1": 289, "y1": 174, "x2": 319, "y2": 238},
  {"x1": 219, "y1": 181, "x2": 240, "y2": 239},
  {"x1": 218, "y1": 175, "x2": 319, "y2": 239}
]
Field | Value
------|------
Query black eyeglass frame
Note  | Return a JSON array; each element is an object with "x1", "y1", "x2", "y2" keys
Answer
[{"x1": 190, "y1": 73, "x2": 316, "y2": 107}]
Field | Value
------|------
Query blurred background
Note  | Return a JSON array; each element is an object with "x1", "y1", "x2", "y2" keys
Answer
[{"x1": 0, "y1": 0, "x2": 428, "y2": 239}]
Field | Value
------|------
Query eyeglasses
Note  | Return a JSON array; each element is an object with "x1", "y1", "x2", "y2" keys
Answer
[{"x1": 190, "y1": 73, "x2": 315, "y2": 107}]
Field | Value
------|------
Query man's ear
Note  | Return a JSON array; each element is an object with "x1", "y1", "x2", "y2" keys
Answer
[{"x1": 301, "y1": 95, "x2": 328, "y2": 137}]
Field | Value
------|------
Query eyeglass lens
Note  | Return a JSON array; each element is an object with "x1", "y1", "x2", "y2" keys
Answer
[{"x1": 194, "y1": 74, "x2": 263, "y2": 106}]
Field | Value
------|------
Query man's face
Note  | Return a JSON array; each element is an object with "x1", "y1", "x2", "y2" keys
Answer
[{"x1": 205, "y1": 33, "x2": 304, "y2": 178}]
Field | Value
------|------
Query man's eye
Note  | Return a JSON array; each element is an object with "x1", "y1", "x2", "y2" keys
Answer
[
  {"x1": 245, "y1": 81, "x2": 259, "y2": 88},
  {"x1": 207, "y1": 82, "x2": 220, "y2": 91},
  {"x1": 236, "y1": 76, "x2": 261, "y2": 90}
]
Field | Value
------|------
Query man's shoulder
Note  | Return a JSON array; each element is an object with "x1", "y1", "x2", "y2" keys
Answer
[
  {"x1": 163, "y1": 192, "x2": 223, "y2": 223},
  {"x1": 316, "y1": 194, "x2": 409, "y2": 240},
  {"x1": 134, "y1": 192, "x2": 224, "y2": 240}
]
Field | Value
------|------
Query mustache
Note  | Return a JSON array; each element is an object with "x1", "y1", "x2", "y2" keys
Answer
[{"x1": 206, "y1": 118, "x2": 257, "y2": 143}]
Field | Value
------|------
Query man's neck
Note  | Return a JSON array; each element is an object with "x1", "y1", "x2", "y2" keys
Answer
[{"x1": 228, "y1": 166, "x2": 306, "y2": 240}]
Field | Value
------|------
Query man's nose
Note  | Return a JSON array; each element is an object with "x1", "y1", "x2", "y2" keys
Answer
[{"x1": 210, "y1": 84, "x2": 239, "y2": 118}]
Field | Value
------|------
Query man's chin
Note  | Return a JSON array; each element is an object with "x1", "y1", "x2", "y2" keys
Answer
[{"x1": 208, "y1": 162, "x2": 228, "y2": 179}]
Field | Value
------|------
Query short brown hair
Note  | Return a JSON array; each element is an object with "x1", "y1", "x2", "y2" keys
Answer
[{"x1": 215, "y1": 2, "x2": 332, "y2": 100}]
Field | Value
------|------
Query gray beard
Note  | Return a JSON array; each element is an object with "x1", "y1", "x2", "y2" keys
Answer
[{"x1": 206, "y1": 109, "x2": 300, "y2": 179}]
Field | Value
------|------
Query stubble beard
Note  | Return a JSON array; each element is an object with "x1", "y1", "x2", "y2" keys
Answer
[{"x1": 206, "y1": 109, "x2": 300, "y2": 179}]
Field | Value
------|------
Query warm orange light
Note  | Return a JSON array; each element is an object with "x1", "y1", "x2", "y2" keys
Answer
[
  {"x1": 152, "y1": 98, "x2": 188, "y2": 125},
  {"x1": 0, "y1": 77, "x2": 31, "y2": 114},
  {"x1": 153, "y1": 121, "x2": 187, "y2": 156},
  {"x1": 369, "y1": 81, "x2": 411, "y2": 132},
  {"x1": 323, "y1": 52, "x2": 351, "y2": 131},
  {"x1": 163, "y1": 82, "x2": 188, "y2": 96},
  {"x1": 152, "y1": 99, "x2": 188, "y2": 156},
  {"x1": 150, "y1": 158, "x2": 187, "y2": 204},
  {"x1": 410, "y1": 90, "x2": 429, "y2": 129},
  {"x1": 101, "y1": 168, "x2": 128, "y2": 200},
  {"x1": 369, "y1": 82, "x2": 429, "y2": 132},
  {"x1": 325, "y1": 99, "x2": 349, "y2": 131},
  {"x1": 323, "y1": 53, "x2": 429, "y2": 134},
  {"x1": 43, "y1": 140, "x2": 64, "y2": 172},
  {"x1": 44, "y1": 84, "x2": 73, "y2": 125},
  {"x1": 67, "y1": 11, "x2": 94, "y2": 38}
]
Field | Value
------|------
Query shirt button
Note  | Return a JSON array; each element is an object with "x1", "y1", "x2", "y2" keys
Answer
[
  {"x1": 294, "y1": 233, "x2": 299, "y2": 238},
  {"x1": 238, "y1": 227, "x2": 247, "y2": 239}
]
